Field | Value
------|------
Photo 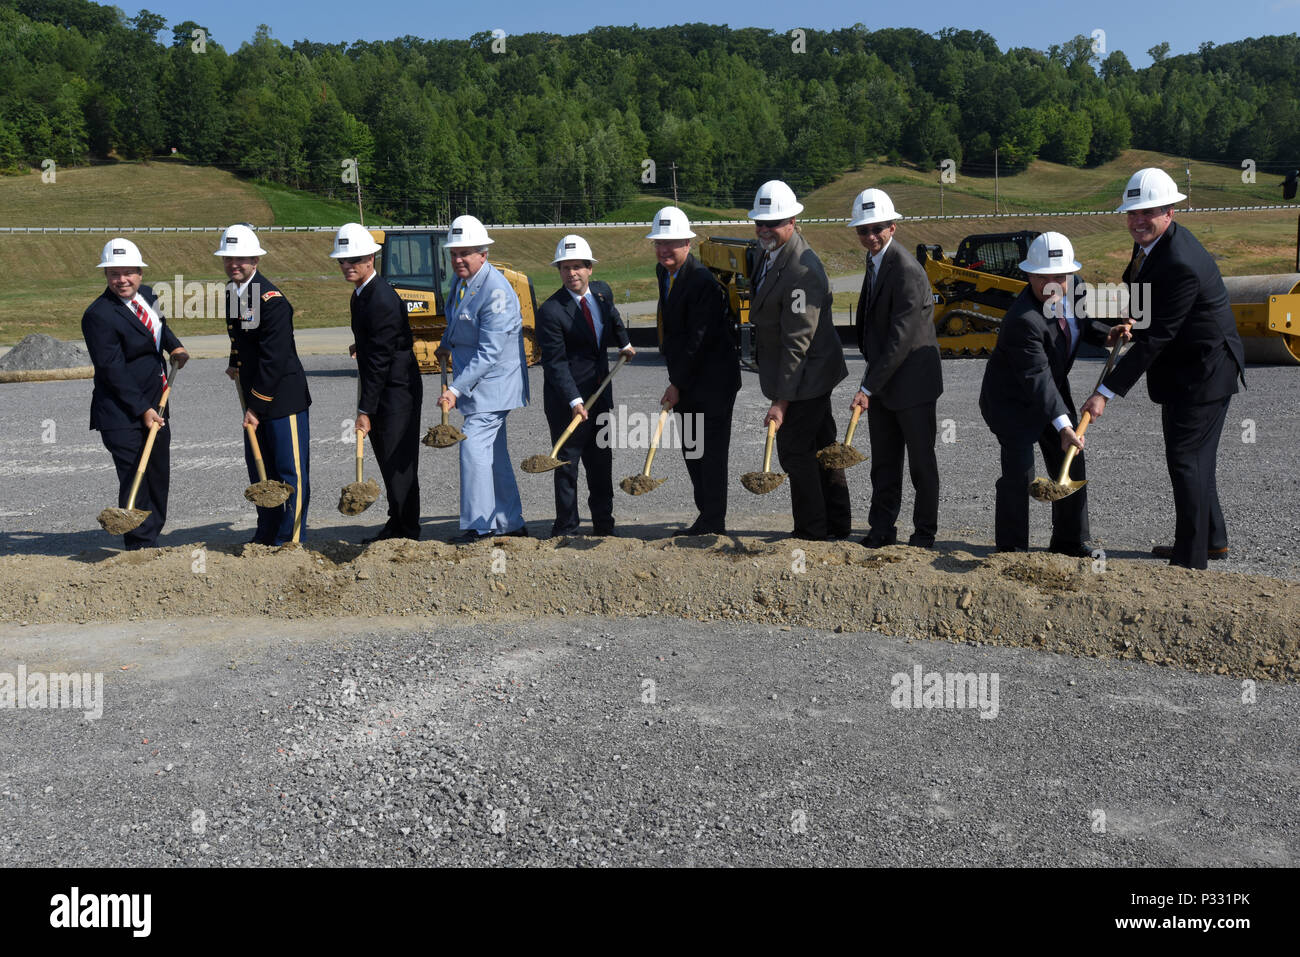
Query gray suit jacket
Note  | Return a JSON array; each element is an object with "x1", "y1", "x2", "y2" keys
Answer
[{"x1": 751, "y1": 230, "x2": 847, "y2": 402}]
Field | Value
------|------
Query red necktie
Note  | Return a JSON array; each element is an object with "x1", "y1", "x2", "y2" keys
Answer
[
  {"x1": 131, "y1": 298, "x2": 167, "y2": 386},
  {"x1": 580, "y1": 296, "x2": 597, "y2": 340}
]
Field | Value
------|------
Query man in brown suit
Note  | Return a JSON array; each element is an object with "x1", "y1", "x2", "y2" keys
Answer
[
  {"x1": 748, "y1": 180, "x2": 851, "y2": 541},
  {"x1": 848, "y1": 188, "x2": 943, "y2": 548}
]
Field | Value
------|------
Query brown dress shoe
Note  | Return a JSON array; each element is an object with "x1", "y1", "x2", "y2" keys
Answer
[{"x1": 1152, "y1": 544, "x2": 1229, "y2": 560}]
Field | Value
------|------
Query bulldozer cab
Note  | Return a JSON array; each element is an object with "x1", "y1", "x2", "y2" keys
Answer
[
  {"x1": 953, "y1": 231, "x2": 1039, "y2": 280},
  {"x1": 370, "y1": 228, "x2": 540, "y2": 374}
]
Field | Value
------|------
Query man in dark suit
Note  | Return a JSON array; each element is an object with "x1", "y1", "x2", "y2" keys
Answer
[
  {"x1": 847, "y1": 188, "x2": 943, "y2": 549},
  {"x1": 980, "y1": 232, "x2": 1111, "y2": 555},
  {"x1": 1082, "y1": 168, "x2": 1246, "y2": 570},
  {"x1": 332, "y1": 222, "x2": 423, "y2": 541},
  {"x1": 81, "y1": 238, "x2": 189, "y2": 550},
  {"x1": 649, "y1": 207, "x2": 741, "y2": 535},
  {"x1": 748, "y1": 181, "x2": 851, "y2": 541},
  {"x1": 218, "y1": 225, "x2": 311, "y2": 546},
  {"x1": 537, "y1": 234, "x2": 635, "y2": 537}
]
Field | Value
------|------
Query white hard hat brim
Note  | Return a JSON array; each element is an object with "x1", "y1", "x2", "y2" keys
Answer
[
  {"x1": 1019, "y1": 259, "x2": 1082, "y2": 274},
  {"x1": 747, "y1": 201, "x2": 804, "y2": 220},
  {"x1": 1116, "y1": 192, "x2": 1187, "y2": 212},
  {"x1": 97, "y1": 258, "x2": 147, "y2": 268},
  {"x1": 551, "y1": 256, "x2": 598, "y2": 265},
  {"x1": 443, "y1": 238, "x2": 494, "y2": 250},
  {"x1": 215, "y1": 246, "x2": 268, "y2": 257},
  {"x1": 847, "y1": 210, "x2": 898, "y2": 227}
]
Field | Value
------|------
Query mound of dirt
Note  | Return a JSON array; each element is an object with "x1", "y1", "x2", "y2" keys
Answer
[
  {"x1": 0, "y1": 334, "x2": 90, "y2": 371},
  {"x1": 3, "y1": 538, "x2": 1296, "y2": 682}
]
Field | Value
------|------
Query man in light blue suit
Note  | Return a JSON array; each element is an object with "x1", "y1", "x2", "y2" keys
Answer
[{"x1": 437, "y1": 214, "x2": 531, "y2": 544}]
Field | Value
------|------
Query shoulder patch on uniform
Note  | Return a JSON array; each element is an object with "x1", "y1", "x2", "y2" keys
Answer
[{"x1": 261, "y1": 290, "x2": 283, "y2": 302}]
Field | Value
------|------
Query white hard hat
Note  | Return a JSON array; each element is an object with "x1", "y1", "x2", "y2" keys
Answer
[
  {"x1": 1117, "y1": 167, "x2": 1186, "y2": 212},
  {"x1": 645, "y1": 207, "x2": 696, "y2": 240},
  {"x1": 747, "y1": 180, "x2": 804, "y2": 221},
  {"x1": 1019, "y1": 232, "x2": 1082, "y2": 274},
  {"x1": 96, "y1": 238, "x2": 146, "y2": 269},
  {"x1": 444, "y1": 215, "x2": 493, "y2": 249},
  {"x1": 847, "y1": 188, "x2": 899, "y2": 228},
  {"x1": 551, "y1": 234, "x2": 597, "y2": 265},
  {"x1": 215, "y1": 223, "x2": 267, "y2": 257},
  {"x1": 330, "y1": 222, "x2": 382, "y2": 258}
]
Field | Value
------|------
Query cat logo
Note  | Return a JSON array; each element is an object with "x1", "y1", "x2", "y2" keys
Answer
[{"x1": 404, "y1": 299, "x2": 428, "y2": 314}]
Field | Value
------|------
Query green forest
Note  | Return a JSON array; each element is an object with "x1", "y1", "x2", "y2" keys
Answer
[{"x1": 2, "y1": 0, "x2": 1298, "y2": 223}]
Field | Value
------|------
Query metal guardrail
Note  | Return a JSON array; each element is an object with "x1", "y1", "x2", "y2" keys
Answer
[{"x1": 1, "y1": 205, "x2": 1297, "y2": 233}]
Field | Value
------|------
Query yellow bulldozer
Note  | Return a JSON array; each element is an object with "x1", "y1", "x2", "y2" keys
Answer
[
  {"x1": 369, "y1": 228, "x2": 541, "y2": 374},
  {"x1": 695, "y1": 227, "x2": 1300, "y2": 365}
]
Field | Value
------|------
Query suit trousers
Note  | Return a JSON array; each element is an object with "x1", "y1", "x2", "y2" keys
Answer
[
  {"x1": 369, "y1": 408, "x2": 421, "y2": 539},
  {"x1": 101, "y1": 422, "x2": 170, "y2": 550},
  {"x1": 866, "y1": 401, "x2": 939, "y2": 542},
  {"x1": 460, "y1": 410, "x2": 525, "y2": 535},
  {"x1": 545, "y1": 402, "x2": 613, "y2": 534},
  {"x1": 776, "y1": 393, "x2": 851, "y2": 539},
  {"x1": 1161, "y1": 397, "x2": 1230, "y2": 569},
  {"x1": 678, "y1": 394, "x2": 735, "y2": 533},
  {"x1": 244, "y1": 411, "x2": 310, "y2": 545},
  {"x1": 994, "y1": 425, "x2": 1089, "y2": 551}
]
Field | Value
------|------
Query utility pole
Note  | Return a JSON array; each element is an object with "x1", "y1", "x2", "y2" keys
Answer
[
  {"x1": 994, "y1": 148, "x2": 1000, "y2": 215},
  {"x1": 1185, "y1": 158, "x2": 1192, "y2": 209},
  {"x1": 353, "y1": 158, "x2": 364, "y2": 223},
  {"x1": 669, "y1": 162, "x2": 679, "y2": 206}
]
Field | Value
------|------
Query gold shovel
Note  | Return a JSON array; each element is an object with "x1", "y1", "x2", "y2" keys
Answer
[
  {"x1": 1030, "y1": 336, "x2": 1125, "y2": 503},
  {"x1": 620, "y1": 401, "x2": 671, "y2": 495},
  {"x1": 98, "y1": 360, "x2": 177, "y2": 535},
  {"x1": 338, "y1": 428, "x2": 380, "y2": 515},
  {"x1": 423, "y1": 350, "x2": 466, "y2": 448},
  {"x1": 521, "y1": 353, "x2": 629, "y2": 473},
  {"x1": 816, "y1": 405, "x2": 867, "y2": 469},
  {"x1": 740, "y1": 419, "x2": 786, "y2": 494},
  {"x1": 235, "y1": 377, "x2": 292, "y2": 508}
]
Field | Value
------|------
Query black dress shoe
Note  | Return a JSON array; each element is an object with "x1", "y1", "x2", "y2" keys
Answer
[
  {"x1": 675, "y1": 523, "x2": 724, "y2": 536},
  {"x1": 550, "y1": 525, "x2": 579, "y2": 539},
  {"x1": 1152, "y1": 544, "x2": 1228, "y2": 560},
  {"x1": 448, "y1": 529, "x2": 491, "y2": 545},
  {"x1": 591, "y1": 524, "x2": 617, "y2": 537},
  {"x1": 1049, "y1": 542, "x2": 1093, "y2": 558},
  {"x1": 496, "y1": 525, "x2": 529, "y2": 538},
  {"x1": 861, "y1": 532, "x2": 897, "y2": 548},
  {"x1": 907, "y1": 534, "x2": 935, "y2": 549}
]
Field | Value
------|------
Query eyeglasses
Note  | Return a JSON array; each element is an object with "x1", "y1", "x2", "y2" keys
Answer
[
  {"x1": 855, "y1": 224, "x2": 892, "y2": 237},
  {"x1": 338, "y1": 256, "x2": 365, "y2": 265},
  {"x1": 754, "y1": 219, "x2": 791, "y2": 230}
]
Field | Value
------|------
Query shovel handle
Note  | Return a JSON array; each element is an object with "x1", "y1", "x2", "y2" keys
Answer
[
  {"x1": 125, "y1": 420, "x2": 163, "y2": 511},
  {"x1": 438, "y1": 352, "x2": 452, "y2": 425},
  {"x1": 844, "y1": 405, "x2": 863, "y2": 447},
  {"x1": 355, "y1": 429, "x2": 365, "y2": 484},
  {"x1": 762, "y1": 418, "x2": 777, "y2": 473},
  {"x1": 1055, "y1": 410, "x2": 1092, "y2": 484},
  {"x1": 642, "y1": 402, "x2": 672, "y2": 476},
  {"x1": 550, "y1": 412, "x2": 584, "y2": 458},
  {"x1": 245, "y1": 423, "x2": 270, "y2": 482}
]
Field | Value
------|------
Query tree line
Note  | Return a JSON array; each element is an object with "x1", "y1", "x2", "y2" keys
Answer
[{"x1": 1, "y1": 0, "x2": 1298, "y2": 223}]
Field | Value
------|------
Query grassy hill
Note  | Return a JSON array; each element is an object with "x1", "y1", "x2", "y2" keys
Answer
[{"x1": 1, "y1": 154, "x2": 1296, "y2": 343}]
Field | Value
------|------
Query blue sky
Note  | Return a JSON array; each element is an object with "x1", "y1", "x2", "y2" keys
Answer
[{"x1": 130, "y1": 0, "x2": 1298, "y2": 67}]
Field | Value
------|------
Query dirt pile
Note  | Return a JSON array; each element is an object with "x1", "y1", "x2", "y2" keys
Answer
[
  {"x1": 2, "y1": 537, "x2": 1296, "y2": 682},
  {"x1": 0, "y1": 334, "x2": 89, "y2": 371}
]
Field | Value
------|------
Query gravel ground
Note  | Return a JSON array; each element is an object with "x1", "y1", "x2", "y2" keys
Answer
[
  {"x1": 0, "y1": 350, "x2": 1297, "y2": 580},
  {"x1": 2, "y1": 616, "x2": 1294, "y2": 867}
]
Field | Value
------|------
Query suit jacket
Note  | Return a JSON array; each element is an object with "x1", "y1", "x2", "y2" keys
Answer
[
  {"x1": 980, "y1": 281, "x2": 1109, "y2": 443},
  {"x1": 657, "y1": 253, "x2": 740, "y2": 406},
  {"x1": 750, "y1": 231, "x2": 847, "y2": 402},
  {"x1": 351, "y1": 274, "x2": 422, "y2": 416},
  {"x1": 855, "y1": 239, "x2": 943, "y2": 410},
  {"x1": 82, "y1": 284, "x2": 182, "y2": 432},
  {"x1": 226, "y1": 271, "x2": 310, "y2": 418},
  {"x1": 537, "y1": 280, "x2": 630, "y2": 413},
  {"x1": 442, "y1": 262, "x2": 530, "y2": 414},
  {"x1": 1102, "y1": 220, "x2": 1245, "y2": 405}
]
